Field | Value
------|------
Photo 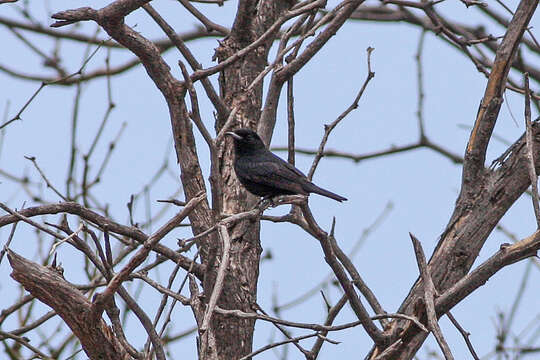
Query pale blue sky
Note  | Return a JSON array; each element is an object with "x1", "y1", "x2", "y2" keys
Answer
[{"x1": 1, "y1": 1, "x2": 539, "y2": 359}]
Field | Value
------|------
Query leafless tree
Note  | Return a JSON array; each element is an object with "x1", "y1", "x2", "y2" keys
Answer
[{"x1": 1, "y1": 0, "x2": 540, "y2": 359}]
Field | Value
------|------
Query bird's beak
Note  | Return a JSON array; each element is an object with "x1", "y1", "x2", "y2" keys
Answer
[{"x1": 225, "y1": 132, "x2": 242, "y2": 140}]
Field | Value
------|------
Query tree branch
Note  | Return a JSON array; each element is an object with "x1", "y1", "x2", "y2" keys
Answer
[
  {"x1": 7, "y1": 250, "x2": 132, "y2": 360},
  {"x1": 462, "y1": 0, "x2": 538, "y2": 186}
]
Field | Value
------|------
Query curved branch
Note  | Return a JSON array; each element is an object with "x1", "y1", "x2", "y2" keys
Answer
[
  {"x1": 7, "y1": 250, "x2": 132, "y2": 360},
  {"x1": 0, "y1": 28, "x2": 219, "y2": 85},
  {"x1": 0, "y1": 202, "x2": 204, "y2": 278}
]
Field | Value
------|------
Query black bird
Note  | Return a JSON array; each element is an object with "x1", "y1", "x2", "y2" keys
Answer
[{"x1": 226, "y1": 128, "x2": 347, "y2": 202}]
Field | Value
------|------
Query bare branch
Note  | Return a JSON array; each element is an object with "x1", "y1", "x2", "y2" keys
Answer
[
  {"x1": 409, "y1": 233, "x2": 454, "y2": 360},
  {"x1": 7, "y1": 250, "x2": 132, "y2": 360},
  {"x1": 446, "y1": 311, "x2": 480, "y2": 360},
  {"x1": 436, "y1": 230, "x2": 540, "y2": 314},
  {"x1": 239, "y1": 332, "x2": 318, "y2": 360},
  {"x1": 200, "y1": 225, "x2": 231, "y2": 332},
  {"x1": 523, "y1": 73, "x2": 540, "y2": 227},
  {"x1": 307, "y1": 46, "x2": 374, "y2": 180},
  {"x1": 463, "y1": 0, "x2": 538, "y2": 185},
  {"x1": 0, "y1": 330, "x2": 53, "y2": 359},
  {"x1": 0, "y1": 41, "x2": 103, "y2": 130},
  {"x1": 142, "y1": 3, "x2": 228, "y2": 117},
  {"x1": 299, "y1": 204, "x2": 388, "y2": 346},
  {"x1": 92, "y1": 193, "x2": 205, "y2": 315},
  {"x1": 176, "y1": 0, "x2": 229, "y2": 34},
  {"x1": 0, "y1": 202, "x2": 204, "y2": 277},
  {"x1": 190, "y1": 0, "x2": 327, "y2": 83},
  {"x1": 24, "y1": 156, "x2": 68, "y2": 201},
  {"x1": 0, "y1": 219, "x2": 19, "y2": 265}
]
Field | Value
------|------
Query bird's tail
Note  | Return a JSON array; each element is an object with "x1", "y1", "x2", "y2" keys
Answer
[{"x1": 304, "y1": 182, "x2": 347, "y2": 202}]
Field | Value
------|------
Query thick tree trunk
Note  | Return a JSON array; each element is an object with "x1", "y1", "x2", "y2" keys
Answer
[{"x1": 193, "y1": 1, "x2": 293, "y2": 359}]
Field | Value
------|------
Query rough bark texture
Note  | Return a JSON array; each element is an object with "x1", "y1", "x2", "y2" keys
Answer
[
  {"x1": 386, "y1": 123, "x2": 540, "y2": 358},
  {"x1": 4, "y1": 0, "x2": 540, "y2": 359},
  {"x1": 202, "y1": 2, "x2": 295, "y2": 358},
  {"x1": 376, "y1": 2, "x2": 540, "y2": 357},
  {"x1": 7, "y1": 250, "x2": 131, "y2": 360}
]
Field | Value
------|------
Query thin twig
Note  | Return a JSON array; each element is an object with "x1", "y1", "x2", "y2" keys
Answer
[
  {"x1": 24, "y1": 156, "x2": 68, "y2": 201},
  {"x1": 310, "y1": 294, "x2": 347, "y2": 357},
  {"x1": 307, "y1": 47, "x2": 375, "y2": 180},
  {"x1": 190, "y1": 0, "x2": 327, "y2": 83},
  {"x1": 178, "y1": 60, "x2": 214, "y2": 150},
  {"x1": 446, "y1": 311, "x2": 480, "y2": 360},
  {"x1": 200, "y1": 225, "x2": 231, "y2": 332},
  {"x1": 92, "y1": 193, "x2": 205, "y2": 316},
  {"x1": 0, "y1": 330, "x2": 53, "y2": 359},
  {"x1": 0, "y1": 220, "x2": 19, "y2": 265},
  {"x1": 157, "y1": 251, "x2": 200, "y2": 336},
  {"x1": 213, "y1": 306, "x2": 426, "y2": 333},
  {"x1": 215, "y1": 106, "x2": 239, "y2": 144},
  {"x1": 300, "y1": 206, "x2": 387, "y2": 345},
  {"x1": 176, "y1": 0, "x2": 229, "y2": 34},
  {"x1": 416, "y1": 29, "x2": 426, "y2": 140},
  {"x1": 141, "y1": 3, "x2": 228, "y2": 117},
  {"x1": 254, "y1": 303, "x2": 311, "y2": 357},
  {"x1": 523, "y1": 73, "x2": 540, "y2": 227},
  {"x1": 49, "y1": 223, "x2": 84, "y2": 256},
  {"x1": 238, "y1": 332, "x2": 319, "y2": 360},
  {"x1": 0, "y1": 41, "x2": 104, "y2": 130},
  {"x1": 276, "y1": 202, "x2": 392, "y2": 315},
  {"x1": 409, "y1": 233, "x2": 454, "y2": 360}
]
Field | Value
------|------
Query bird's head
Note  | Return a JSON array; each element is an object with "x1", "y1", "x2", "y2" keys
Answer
[{"x1": 225, "y1": 128, "x2": 266, "y2": 152}]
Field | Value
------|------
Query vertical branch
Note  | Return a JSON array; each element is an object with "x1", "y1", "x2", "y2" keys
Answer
[
  {"x1": 199, "y1": 225, "x2": 231, "y2": 358},
  {"x1": 66, "y1": 81, "x2": 82, "y2": 199},
  {"x1": 67, "y1": 29, "x2": 100, "y2": 199},
  {"x1": 409, "y1": 233, "x2": 454, "y2": 360},
  {"x1": 462, "y1": 0, "x2": 538, "y2": 186},
  {"x1": 415, "y1": 30, "x2": 426, "y2": 141},
  {"x1": 287, "y1": 78, "x2": 295, "y2": 165},
  {"x1": 200, "y1": 225, "x2": 231, "y2": 333},
  {"x1": 523, "y1": 73, "x2": 540, "y2": 227}
]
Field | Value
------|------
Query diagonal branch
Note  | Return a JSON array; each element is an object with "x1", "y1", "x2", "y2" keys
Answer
[
  {"x1": 92, "y1": 193, "x2": 205, "y2": 316},
  {"x1": 462, "y1": 0, "x2": 538, "y2": 186},
  {"x1": 298, "y1": 203, "x2": 388, "y2": 346},
  {"x1": 307, "y1": 47, "x2": 374, "y2": 180},
  {"x1": 409, "y1": 233, "x2": 454, "y2": 360},
  {"x1": 189, "y1": 0, "x2": 327, "y2": 83},
  {"x1": 435, "y1": 230, "x2": 540, "y2": 315},
  {"x1": 51, "y1": 0, "x2": 216, "y2": 259},
  {"x1": 0, "y1": 202, "x2": 204, "y2": 277},
  {"x1": 7, "y1": 250, "x2": 132, "y2": 360}
]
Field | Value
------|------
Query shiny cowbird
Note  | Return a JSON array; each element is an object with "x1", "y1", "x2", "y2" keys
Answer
[{"x1": 226, "y1": 128, "x2": 347, "y2": 202}]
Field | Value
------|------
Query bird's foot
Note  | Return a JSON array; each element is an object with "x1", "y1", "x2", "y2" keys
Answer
[{"x1": 256, "y1": 196, "x2": 277, "y2": 210}]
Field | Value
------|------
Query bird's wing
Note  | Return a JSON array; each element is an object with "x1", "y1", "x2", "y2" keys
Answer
[
  {"x1": 236, "y1": 152, "x2": 309, "y2": 194},
  {"x1": 271, "y1": 152, "x2": 308, "y2": 178}
]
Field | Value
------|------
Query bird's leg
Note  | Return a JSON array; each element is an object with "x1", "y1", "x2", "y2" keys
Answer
[
  {"x1": 266, "y1": 196, "x2": 278, "y2": 208},
  {"x1": 254, "y1": 196, "x2": 267, "y2": 209},
  {"x1": 255, "y1": 195, "x2": 276, "y2": 209}
]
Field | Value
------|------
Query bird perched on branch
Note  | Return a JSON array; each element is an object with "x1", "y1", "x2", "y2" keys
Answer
[{"x1": 225, "y1": 128, "x2": 347, "y2": 202}]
